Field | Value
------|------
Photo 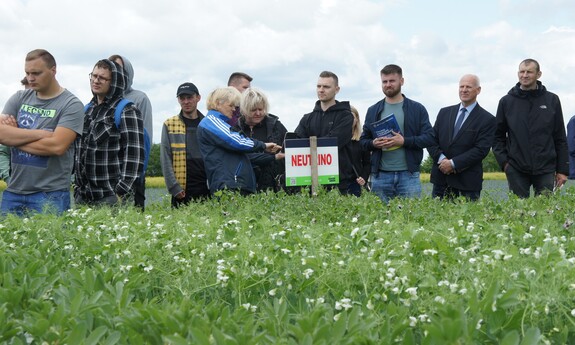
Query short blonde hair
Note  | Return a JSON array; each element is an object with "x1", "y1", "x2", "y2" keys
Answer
[
  {"x1": 206, "y1": 87, "x2": 241, "y2": 111},
  {"x1": 350, "y1": 105, "x2": 362, "y2": 141},
  {"x1": 240, "y1": 88, "x2": 269, "y2": 117}
]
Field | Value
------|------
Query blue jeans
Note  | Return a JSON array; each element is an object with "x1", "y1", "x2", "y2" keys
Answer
[
  {"x1": 1, "y1": 190, "x2": 71, "y2": 216},
  {"x1": 370, "y1": 171, "x2": 421, "y2": 203}
]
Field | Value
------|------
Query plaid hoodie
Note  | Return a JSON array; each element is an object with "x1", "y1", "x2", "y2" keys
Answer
[{"x1": 74, "y1": 59, "x2": 144, "y2": 200}]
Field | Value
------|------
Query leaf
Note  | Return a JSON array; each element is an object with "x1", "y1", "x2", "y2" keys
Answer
[
  {"x1": 85, "y1": 326, "x2": 107, "y2": 345},
  {"x1": 66, "y1": 321, "x2": 88, "y2": 344},
  {"x1": 520, "y1": 327, "x2": 541, "y2": 345},
  {"x1": 500, "y1": 330, "x2": 520, "y2": 345}
]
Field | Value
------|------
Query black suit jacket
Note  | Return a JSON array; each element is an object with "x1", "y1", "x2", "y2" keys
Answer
[{"x1": 427, "y1": 103, "x2": 496, "y2": 192}]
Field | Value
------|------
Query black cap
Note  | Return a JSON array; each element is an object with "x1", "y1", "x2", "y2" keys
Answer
[{"x1": 177, "y1": 82, "x2": 199, "y2": 97}]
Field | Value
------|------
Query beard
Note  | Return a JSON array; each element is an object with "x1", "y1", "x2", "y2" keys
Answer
[{"x1": 383, "y1": 87, "x2": 401, "y2": 98}]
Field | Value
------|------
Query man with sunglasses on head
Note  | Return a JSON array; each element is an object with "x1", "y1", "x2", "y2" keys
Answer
[
  {"x1": 0, "y1": 49, "x2": 84, "y2": 216},
  {"x1": 74, "y1": 59, "x2": 144, "y2": 207}
]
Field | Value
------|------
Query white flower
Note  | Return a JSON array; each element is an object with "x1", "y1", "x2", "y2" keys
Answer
[
  {"x1": 405, "y1": 287, "x2": 418, "y2": 297},
  {"x1": 351, "y1": 217, "x2": 358, "y2": 223},
  {"x1": 268, "y1": 289, "x2": 277, "y2": 296},
  {"x1": 281, "y1": 248, "x2": 291, "y2": 254},
  {"x1": 303, "y1": 268, "x2": 314, "y2": 279},
  {"x1": 333, "y1": 313, "x2": 341, "y2": 321},
  {"x1": 350, "y1": 227, "x2": 359, "y2": 237},
  {"x1": 409, "y1": 316, "x2": 417, "y2": 327},
  {"x1": 423, "y1": 249, "x2": 438, "y2": 256},
  {"x1": 366, "y1": 300, "x2": 374, "y2": 310},
  {"x1": 434, "y1": 296, "x2": 446, "y2": 304},
  {"x1": 571, "y1": 309, "x2": 575, "y2": 317},
  {"x1": 143, "y1": 265, "x2": 153, "y2": 273},
  {"x1": 335, "y1": 298, "x2": 352, "y2": 311}
]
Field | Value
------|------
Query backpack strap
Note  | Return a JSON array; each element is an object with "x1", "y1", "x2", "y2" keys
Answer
[{"x1": 114, "y1": 99, "x2": 134, "y2": 129}]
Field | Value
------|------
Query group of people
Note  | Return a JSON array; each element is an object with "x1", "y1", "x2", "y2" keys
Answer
[
  {"x1": 0, "y1": 49, "x2": 569, "y2": 216},
  {"x1": 0, "y1": 49, "x2": 151, "y2": 216}
]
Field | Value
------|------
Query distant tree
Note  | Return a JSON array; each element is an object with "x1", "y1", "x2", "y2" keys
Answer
[
  {"x1": 482, "y1": 150, "x2": 500, "y2": 172},
  {"x1": 146, "y1": 143, "x2": 162, "y2": 177},
  {"x1": 421, "y1": 155, "x2": 433, "y2": 173}
]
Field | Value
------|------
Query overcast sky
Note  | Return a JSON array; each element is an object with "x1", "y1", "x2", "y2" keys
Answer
[{"x1": 1, "y1": 0, "x2": 574, "y2": 143}]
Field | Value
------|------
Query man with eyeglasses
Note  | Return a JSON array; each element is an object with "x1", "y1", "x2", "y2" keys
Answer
[
  {"x1": 109, "y1": 54, "x2": 153, "y2": 210},
  {"x1": 160, "y1": 82, "x2": 210, "y2": 207},
  {"x1": 0, "y1": 49, "x2": 84, "y2": 216},
  {"x1": 74, "y1": 59, "x2": 145, "y2": 207}
]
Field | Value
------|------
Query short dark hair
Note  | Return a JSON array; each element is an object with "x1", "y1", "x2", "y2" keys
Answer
[
  {"x1": 520, "y1": 58, "x2": 540, "y2": 72},
  {"x1": 227, "y1": 72, "x2": 253, "y2": 86},
  {"x1": 380, "y1": 64, "x2": 402, "y2": 76},
  {"x1": 20, "y1": 77, "x2": 29, "y2": 86},
  {"x1": 26, "y1": 49, "x2": 56, "y2": 69},
  {"x1": 319, "y1": 71, "x2": 339, "y2": 86}
]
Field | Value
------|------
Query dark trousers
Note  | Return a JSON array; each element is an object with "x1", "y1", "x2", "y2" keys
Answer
[
  {"x1": 505, "y1": 164, "x2": 554, "y2": 198},
  {"x1": 432, "y1": 183, "x2": 481, "y2": 201},
  {"x1": 133, "y1": 178, "x2": 146, "y2": 210}
]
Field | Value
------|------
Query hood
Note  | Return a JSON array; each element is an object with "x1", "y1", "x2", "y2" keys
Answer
[
  {"x1": 93, "y1": 59, "x2": 126, "y2": 103},
  {"x1": 312, "y1": 100, "x2": 351, "y2": 113},
  {"x1": 508, "y1": 80, "x2": 546, "y2": 99},
  {"x1": 118, "y1": 55, "x2": 135, "y2": 93}
]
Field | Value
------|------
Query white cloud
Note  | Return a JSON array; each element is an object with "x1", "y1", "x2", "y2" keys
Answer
[{"x1": 1, "y1": 0, "x2": 575, "y2": 143}]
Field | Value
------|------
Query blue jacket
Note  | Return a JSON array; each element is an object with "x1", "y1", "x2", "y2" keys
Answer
[
  {"x1": 197, "y1": 110, "x2": 274, "y2": 194},
  {"x1": 360, "y1": 95, "x2": 434, "y2": 174}
]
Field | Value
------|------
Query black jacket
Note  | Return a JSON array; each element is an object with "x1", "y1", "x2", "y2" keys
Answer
[
  {"x1": 493, "y1": 81, "x2": 568, "y2": 175},
  {"x1": 427, "y1": 103, "x2": 495, "y2": 192},
  {"x1": 295, "y1": 100, "x2": 355, "y2": 188},
  {"x1": 235, "y1": 114, "x2": 287, "y2": 191}
]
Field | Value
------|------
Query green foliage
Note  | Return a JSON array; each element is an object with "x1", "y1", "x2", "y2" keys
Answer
[
  {"x1": 2, "y1": 188, "x2": 575, "y2": 343},
  {"x1": 145, "y1": 143, "x2": 162, "y2": 177}
]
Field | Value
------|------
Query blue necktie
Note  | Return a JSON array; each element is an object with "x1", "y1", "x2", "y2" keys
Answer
[{"x1": 453, "y1": 108, "x2": 467, "y2": 138}]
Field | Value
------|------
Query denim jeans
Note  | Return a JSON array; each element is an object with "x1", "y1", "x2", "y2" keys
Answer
[
  {"x1": 370, "y1": 171, "x2": 421, "y2": 203},
  {"x1": 505, "y1": 164, "x2": 554, "y2": 198},
  {"x1": 1, "y1": 190, "x2": 70, "y2": 216}
]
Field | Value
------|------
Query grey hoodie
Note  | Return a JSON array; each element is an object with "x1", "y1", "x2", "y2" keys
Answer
[{"x1": 117, "y1": 55, "x2": 153, "y2": 141}]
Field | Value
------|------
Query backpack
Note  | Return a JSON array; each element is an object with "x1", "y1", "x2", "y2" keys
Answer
[{"x1": 84, "y1": 99, "x2": 151, "y2": 180}]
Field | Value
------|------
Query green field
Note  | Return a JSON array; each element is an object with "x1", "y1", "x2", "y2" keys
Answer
[{"x1": 2, "y1": 187, "x2": 575, "y2": 343}]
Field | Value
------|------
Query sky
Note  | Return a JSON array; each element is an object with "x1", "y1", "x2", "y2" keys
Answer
[{"x1": 1, "y1": 0, "x2": 574, "y2": 144}]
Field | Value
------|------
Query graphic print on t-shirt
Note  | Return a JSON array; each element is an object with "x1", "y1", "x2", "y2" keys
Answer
[{"x1": 12, "y1": 104, "x2": 56, "y2": 168}]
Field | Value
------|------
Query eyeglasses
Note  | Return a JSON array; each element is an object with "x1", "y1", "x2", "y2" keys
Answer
[{"x1": 89, "y1": 73, "x2": 111, "y2": 83}]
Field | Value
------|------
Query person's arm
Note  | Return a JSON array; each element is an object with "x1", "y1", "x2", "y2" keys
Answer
[
  {"x1": 426, "y1": 112, "x2": 443, "y2": 162},
  {"x1": 402, "y1": 103, "x2": 435, "y2": 149},
  {"x1": 327, "y1": 110, "x2": 353, "y2": 149},
  {"x1": 451, "y1": 113, "x2": 496, "y2": 172},
  {"x1": 116, "y1": 106, "x2": 144, "y2": 196},
  {"x1": 159, "y1": 123, "x2": 183, "y2": 197},
  {"x1": 360, "y1": 106, "x2": 378, "y2": 151},
  {"x1": 0, "y1": 119, "x2": 53, "y2": 147},
  {"x1": 16, "y1": 127, "x2": 77, "y2": 156},
  {"x1": 493, "y1": 98, "x2": 509, "y2": 171}
]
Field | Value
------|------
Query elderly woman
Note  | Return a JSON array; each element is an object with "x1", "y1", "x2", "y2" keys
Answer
[
  {"x1": 235, "y1": 88, "x2": 288, "y2": 192},
  {"x1": 197, "y1": 87, "x2": 283, "y2": 195}
]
